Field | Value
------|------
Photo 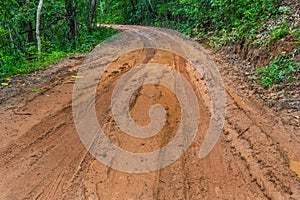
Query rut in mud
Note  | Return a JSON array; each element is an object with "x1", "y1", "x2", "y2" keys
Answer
[{"x1": 0, "y1": 26, "x2": 299, "y2": 200}]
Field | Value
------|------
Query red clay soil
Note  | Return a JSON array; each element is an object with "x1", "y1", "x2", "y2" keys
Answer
[{"x1": 0, "y1": 25, "x2": 299, "y2": 199}]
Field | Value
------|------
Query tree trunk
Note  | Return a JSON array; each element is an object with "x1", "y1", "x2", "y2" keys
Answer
[
  {"x1": 27, "y1": 22, "x2": 34, "y2": 44},
  {"x1": 88, "y1": 0, "x2": 97, "y2": 33},
  {"x1": 65, "y1": 0, "x2": 77, "y2": 47},
  {"x1": 147, "y1": 0, "x2": 157, "y2": 17},
  {"x1": 8, "y1": 27, "x2": 15, "y2": 49},
  {"x1": 26, "y1": 0, "x2": 34, "y2": 44},
  {"x1": 36, "y1": 0, "x2": 43, "y2": 56}
]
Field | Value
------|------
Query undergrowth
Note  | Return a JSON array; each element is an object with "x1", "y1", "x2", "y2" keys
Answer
[
  {"x1": 0, "y1": 27, "x2": 117, "y2": 78},
  {"x1": 255, "y1": 53, "x2": 300, "y2": 87}
]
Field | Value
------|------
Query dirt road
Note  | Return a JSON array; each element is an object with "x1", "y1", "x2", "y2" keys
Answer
[{"x1": 0, "y1": 26, "x2": 299, "y2": 199}]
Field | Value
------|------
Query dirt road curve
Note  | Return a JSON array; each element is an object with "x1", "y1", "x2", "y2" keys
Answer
[{"x1": 0, "y1": 25, "x2": 299, "y2": 200}]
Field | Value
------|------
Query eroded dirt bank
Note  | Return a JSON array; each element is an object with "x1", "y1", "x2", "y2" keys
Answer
[{"x1": 0, "y1": 26, "x2": 299, "y2": 199}]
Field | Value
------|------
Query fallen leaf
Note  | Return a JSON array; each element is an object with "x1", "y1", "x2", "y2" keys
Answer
[
  {"x1": 71, "y1": 75, "x2": 83, "y2": 79},
  {"x1": 30, "y1": 88, "x2": 41, "y2": 92},
  {"x1": 1, "y1": 83, "x2": 9, "y2": 87}
]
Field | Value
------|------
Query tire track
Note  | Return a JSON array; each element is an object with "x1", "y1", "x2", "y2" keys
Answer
[{"x1": 0, "y1": 25, "x2": 299, "y2": 199}]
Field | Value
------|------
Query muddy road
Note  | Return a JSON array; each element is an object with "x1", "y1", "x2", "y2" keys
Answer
[{"x1": 0, "y1": 26, "x2": 299, "y2": 200}]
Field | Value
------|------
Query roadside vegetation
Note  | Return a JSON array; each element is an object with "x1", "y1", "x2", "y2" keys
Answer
[
  {"x1": 100, "y1": 0, "x2": 299, "y2": 88},
  {"x1": 0, "y1": 0, "x2": 116, "y2": 78},
  {"x1": 256, "y1": 53, "x2": 299, "y2": 87},
  {"x1": 1, "y1": 0, "x2": 299, "y2": 89}
]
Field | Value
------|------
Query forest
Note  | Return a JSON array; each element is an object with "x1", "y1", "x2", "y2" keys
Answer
[{"x1": 0, "y1": 0, "x2": 299, "y2": 87}]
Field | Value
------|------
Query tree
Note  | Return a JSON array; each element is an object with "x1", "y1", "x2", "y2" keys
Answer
[
  {"x1": 65, "y1": 0, "x2": 77, "y2": 47},
  {"x1": 88, "y1": 0, "x2": 98, "y2": 33},
  {"x1": 26, "y1": 0, "x2": 34, "y2": 44},
  {"x1": 36, "y1": 0, "x2": 43, "y2": 55}
]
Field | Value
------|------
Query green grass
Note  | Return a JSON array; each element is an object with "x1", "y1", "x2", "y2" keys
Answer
[
  {"x1": 0, "y1": 27, "x2": 117, "y2": 78},
  {"x1": 255, "y1": 53, "x2": 300, "y2": 87}
]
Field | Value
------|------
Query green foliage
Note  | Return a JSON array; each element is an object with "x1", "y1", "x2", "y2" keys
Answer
[
  {"x1": 270, "y1": 21, "x2": 290, "y2": 41},
  {"x1": 1, "y1": 0, "x2": 299, "y2": 86},
  {"x1": 0, "y1": 0, "x2": 117, "y2": 78},
  {"x1": 98, "y1": 0, "x2": 299, "y2": 90},
  {"x1": 98, "y1": 0, "x2": 292, "y2": 46},
  {"x1": 255, "y1": 53, "x2": 300, "y2": 87}
]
